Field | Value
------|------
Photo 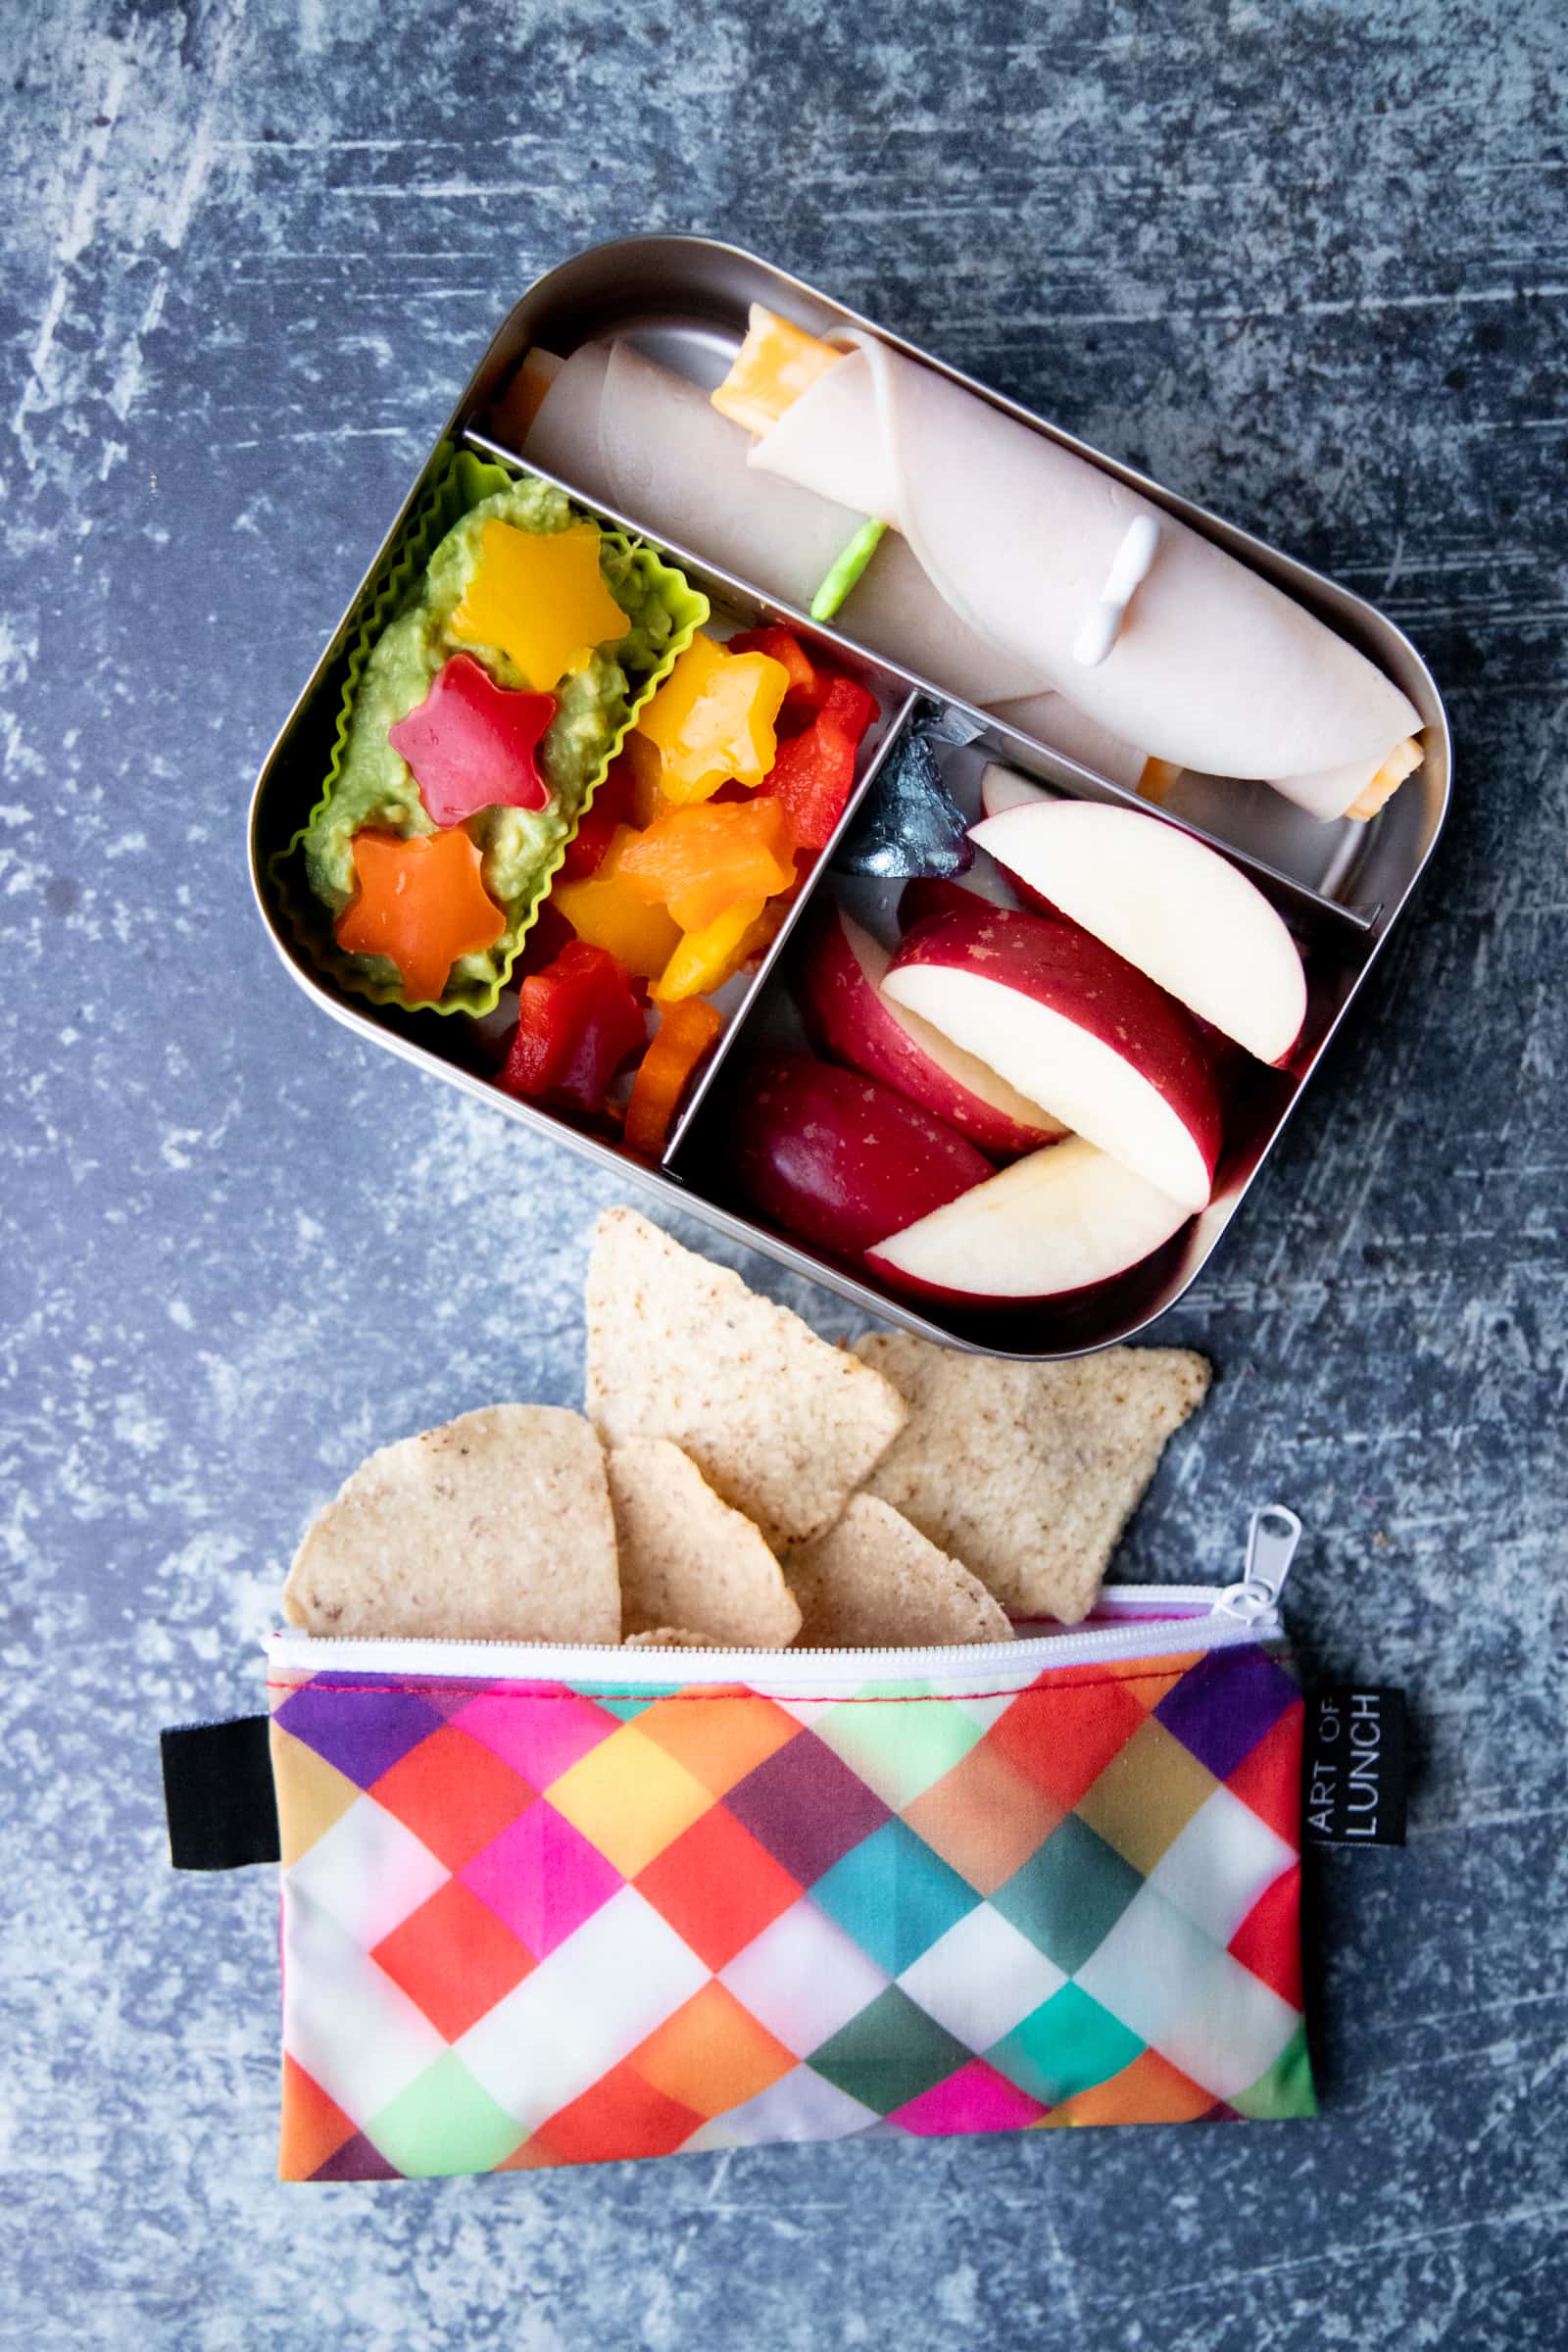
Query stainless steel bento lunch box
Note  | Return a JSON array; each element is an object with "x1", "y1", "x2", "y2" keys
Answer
[{"x1": 248, "y1": 235, "x2": 1450, "y2": 1358}]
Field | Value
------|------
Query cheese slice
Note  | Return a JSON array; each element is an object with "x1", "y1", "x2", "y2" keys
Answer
[{"x1": 710, "y1": 304, "x2": 844, "y2": 438}]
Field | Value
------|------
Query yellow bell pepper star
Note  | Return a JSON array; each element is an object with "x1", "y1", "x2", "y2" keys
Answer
[{"x1": 451, "y1": 520, "x2": 629, "y2": 691}]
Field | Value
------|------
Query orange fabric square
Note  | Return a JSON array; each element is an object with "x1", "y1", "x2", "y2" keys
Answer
[
  {"x1": 371, "y1": 1878, "x2": 535, "y2": 2042},
  {"x1": 902, "y1": 1739, "x2": 1065, "y2": 1896},
  {"x1": 1054, "y1": 2048, "x2": 1218, "y2": 2128},
  {"x1": 630, "y1": 1981, "x2": 795, "y2": 2120},
  {"x1": 496, "y1": 2135, "x2": 558, "y2": 2172},
  {"x1": 278, "y1": 2055, "x2": 358, "y2": 2181},
  {"x1": 533, "y1": 2062, "x2": 703, "y2": 2166},
  {"x1": 1226, "y1": 1697, "x2": 1305, "y2": 1843},
  {"x1": 1229, "y1": 1864, "x2": 1304, "y2": 2009},
  {"x1": 985, "y1": 1677, "x2": 1150, "y2": 1813},
  {"x1": 634, "y1": 1693, "x2": 802, "y2": 1797},
  {"x1": 635, "y1": 1804, "x2": 802, "y2": 1971},
  {"x1": 368, "y1": 1723, "x2": 536, "y2": 1873},
  {"x1": 1121, "y1": 1665, "x2": 1193, "y2": 1713}
]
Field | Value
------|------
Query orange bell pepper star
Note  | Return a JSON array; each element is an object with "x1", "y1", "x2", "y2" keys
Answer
[{"x1": 335, "y1": 827, "x2": 506, "y2": 1004}]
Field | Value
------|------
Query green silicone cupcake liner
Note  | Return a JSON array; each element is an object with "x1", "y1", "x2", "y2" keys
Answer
[{"x1": 271, "y1": 444, "x2": 710, "y2": 1018}]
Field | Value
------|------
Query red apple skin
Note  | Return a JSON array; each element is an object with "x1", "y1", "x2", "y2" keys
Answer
[
  {"x1": 790, "y1": 900, "x2": 1063, "y2": 1160},
  {"x1": 885, "y1": 905, "x2": 1225, "y2": 1200},
  {"x1": 897, "y1": 877, "x2": 982, "y2": 932},
  {"x1": 732, "y1": 1054, "x2": 992, "y2": 1268}
]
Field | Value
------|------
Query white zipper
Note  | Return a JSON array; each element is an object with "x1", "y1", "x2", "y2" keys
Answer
[{"x1": 268, "y1": 1505, "x2": 1300, "y2": 1697}]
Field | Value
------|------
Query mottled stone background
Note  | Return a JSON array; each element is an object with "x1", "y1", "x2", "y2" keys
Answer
[{"x1": 3, "y1": 2, "x2": 1564, "y2": 2345}]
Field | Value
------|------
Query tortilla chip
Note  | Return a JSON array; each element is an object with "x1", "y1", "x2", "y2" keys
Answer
[
  {"x1": 584, "y1": 1208, "x2": 907, "y2": 1549},
  {"x1": 608, "y1": 1439, "x2": 802, "y2": 1647},
  {"x1": 282, "y1": 1404, "x2": 619, "y2": 1643},
  {"x1": 788, "y1": 1495, "x2": 1012, "y2": 1648},
  {"x1": 854, "y1": 1333, "x2": 1210, "y2": 1623},
  {"x1": 622, "y1": 1627, "x2": 729, "y2": 1650}
]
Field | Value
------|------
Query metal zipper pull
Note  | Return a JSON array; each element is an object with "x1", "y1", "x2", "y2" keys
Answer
[{"x1": 1217, "y1": 1503, "x2": 1302, "y2": 1622}]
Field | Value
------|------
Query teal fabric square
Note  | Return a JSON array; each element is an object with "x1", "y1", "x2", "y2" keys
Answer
[
  {"x1": 991, "y1": 1813, "x2": 1143, "y2": 1972},
  {"x1": 811, "y1": 1816, "x2": 980, "y2": 1976},
  {"x1": 988, "y1": 1984, "x2": 1145, "y2": 2106}
]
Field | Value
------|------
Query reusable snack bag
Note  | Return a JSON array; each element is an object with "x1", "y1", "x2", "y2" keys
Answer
[{"x1": 249, "y1": 1514, "x2": 1314, "y2": 2179}]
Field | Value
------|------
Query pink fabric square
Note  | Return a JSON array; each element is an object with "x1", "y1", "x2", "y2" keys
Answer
[
  {"x1": 460, "y1": 1801, "x2": 622, "y2": 1958},
  {"x1": 891, "y1": 2058, "x2": 1048, "y2": 2138},
  {"x1": 454, "y1": 1689, "x2": 616, "y2": 1789}
]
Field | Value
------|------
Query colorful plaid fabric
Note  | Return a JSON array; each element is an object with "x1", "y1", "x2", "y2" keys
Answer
[{"x1": 269, "y1": 1642, "x2": 1313, "y2": 2179}]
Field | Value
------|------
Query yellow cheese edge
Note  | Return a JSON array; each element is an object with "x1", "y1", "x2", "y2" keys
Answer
[{"x1": 711, "y1": 304, "x2": 844, "y2": 437}]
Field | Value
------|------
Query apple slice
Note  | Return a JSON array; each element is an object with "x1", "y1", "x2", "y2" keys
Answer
[
  {"x1": 790, "y1": 899, "x2": 1066, "y2": 1158},
  {"x1": 979, "y1": 761, "x2": 1051, "y2": 820},
  {"x1": 884, "y1": 906, "x2": 1222, "y2": 1211},
  {"x1": 897, "y1": 876, "x2": 983, "y2": 932},
  {"x1": 732, "y1": 1054, "x2": 992, "y2": 1266},
  {"x1": 865, "y1": 1136, "x2": 1193, "y2": 1305},
  {"x1": 970, "y1": 800, "x2": 1307, "y2": 1066}
]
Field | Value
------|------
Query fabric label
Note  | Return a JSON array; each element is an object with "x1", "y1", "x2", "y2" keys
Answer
[
  {"x1": 1302, "y1": 1687, "x2": 1407, "y2": 1846},
  {"x1": 162, "y1": 1716, "x2": 280, "y2": 1870}
]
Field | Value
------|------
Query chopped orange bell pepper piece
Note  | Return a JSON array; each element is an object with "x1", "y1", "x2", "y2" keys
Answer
[
  {"x1": 451, "y1": 520, "x2": 628, "y2": 691},
  {"x1": 651, "y1": 897, "x2": 768, "y2": 1004},
  {"x1": 615, "y1": 799, "x2": 797, "y2": 933},
  {"x1": 633, "y1": 634, "x2": 790, "y2": 802},
  {"x1": 552, "y1": 826, "x2": 683, "y2": 978},
  {"x1": 623, "y1": 999, "x2": 724, "y2": 1157},
  {"x1": 335, "y1": 827, "x2": 505, "y2": 1004}
]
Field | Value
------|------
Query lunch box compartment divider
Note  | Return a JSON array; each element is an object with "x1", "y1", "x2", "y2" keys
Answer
[
  {"x1": 248, "y1": 237, "x2": 1450, "y2": 1360},
  {"x1": 655, "y1": 682, "x2": 924, "y2": 1165}
]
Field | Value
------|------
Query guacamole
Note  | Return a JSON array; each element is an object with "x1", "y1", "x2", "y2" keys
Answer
[{"x1": 302, "y1": 476, "x2": 682, "y2": 1003}]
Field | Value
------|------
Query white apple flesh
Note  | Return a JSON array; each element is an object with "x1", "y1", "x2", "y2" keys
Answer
[
  {"x1": 883, "y1": 905, "x2": 1223, "y2": 1211},
  {"x1": 969, "y1": 800, "x2": 1307, "y2": 1067},
  {"x1": 790, "y1": 899, "x2": 1066, "y2": 1158},
  {"x1": 865, "y1": 1136, "x2": 1193, "y2": 1305},
  {"x1": 978, "y1": 761, "x2": 1051, "y2": 820}
]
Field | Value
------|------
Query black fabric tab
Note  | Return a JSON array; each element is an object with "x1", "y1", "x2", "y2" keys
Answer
[
  {"x1": 1302, "y1": 1686, "x2": 1407, "y2": 1846},
  {"x1": 161, "y1": 1716, "x2": 279, "y2": 1870}
]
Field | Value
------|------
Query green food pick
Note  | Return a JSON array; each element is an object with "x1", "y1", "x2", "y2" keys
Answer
[{"x1": 810, "y1": 517, "x2": 887, "y2": 622}]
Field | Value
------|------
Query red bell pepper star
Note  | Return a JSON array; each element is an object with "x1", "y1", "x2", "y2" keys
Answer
[{"x1": 388, "y1": 654, "x2": 558, "y2": 827}]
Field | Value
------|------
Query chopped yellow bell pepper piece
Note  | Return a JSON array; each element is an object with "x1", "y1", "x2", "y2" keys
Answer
[
  {"x1": 651, "y1": 897, "x2": 768, "y2": 1004},
  {"x1": 551, "y1": 826, "x2": 682, "y2": 978},
  {"x1": 711, "y1": 305, "x2": 844, "y2": 438},
  {"x1": 450, "y1": 520, "x2": 628, "y2": 691},
  {"x1": 633, "y1": 634, "x2": 790, "y2": 802}
]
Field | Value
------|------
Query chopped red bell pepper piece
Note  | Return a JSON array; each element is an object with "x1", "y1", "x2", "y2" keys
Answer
[
  {"x1": 499, "y1": 940, "x2": 647, "y2": 1117},
  {"x1": 816, "y1": 673, "x2": 878, "y2": 743},
  {"x1": 726, "y1": 626, "x2": 827, "y2": 711},
  {"x1": 387, "y1": 655, "x2": 557, "y2": 826},
  {"x1": 514, "y1": 896, "x2": 575, "y2": 976},
  {"x1": 756, "y1": 673, "x2": 877, "y2": 851},
  {"x1": 557, "y1": 750, "x2": 641, "y2": 881}
]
